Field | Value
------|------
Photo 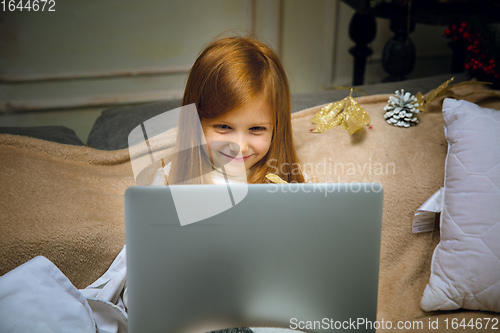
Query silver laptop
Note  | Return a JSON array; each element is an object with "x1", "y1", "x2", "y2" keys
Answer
[{"x1": 125, "y1": 183, "x2": 383, "y2": 333}]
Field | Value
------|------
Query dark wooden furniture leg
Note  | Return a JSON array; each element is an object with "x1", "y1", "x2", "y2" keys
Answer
[{"x1": 348, "y1": 12, "x2": 377, "y2": 86}]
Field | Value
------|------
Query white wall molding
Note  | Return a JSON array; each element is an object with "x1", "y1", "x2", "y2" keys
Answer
[
  {"x1": 0, "y1": 0, "x2": 254, "y2": 112},
  {"x1": 0, "y1": 0, "x2": 453, "y2": 112},
  {"x1": 0, "y1": 73, "x2": 186, "y2": 112},
  {"x1": 0, "y1": 65, "x2": 193, "y2": 83},
  {"x1": 1, "y1": 88, "x2": 183, "y2": 112}
]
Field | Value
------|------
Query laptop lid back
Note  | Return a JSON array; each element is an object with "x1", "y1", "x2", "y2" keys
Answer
[{"x1": 125, "y1": 183, "x2": 383, "y2": 333}]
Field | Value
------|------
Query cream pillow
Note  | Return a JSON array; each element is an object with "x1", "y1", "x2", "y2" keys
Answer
[{"x1": 421, "y1": 98, "x2": 500, "y2": 312}]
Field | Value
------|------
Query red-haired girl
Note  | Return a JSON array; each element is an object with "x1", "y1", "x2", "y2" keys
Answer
[{"x1": 152, "y1": 36, "x2": 308, "y2": 185}]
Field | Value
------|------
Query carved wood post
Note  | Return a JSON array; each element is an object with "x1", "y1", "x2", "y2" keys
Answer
[
  {"x1": 381, "y1": 12, "x2": 416, "y2": 82},
  {"x1": 348, "y1": 12, "x2": 377, "y2": 86}
]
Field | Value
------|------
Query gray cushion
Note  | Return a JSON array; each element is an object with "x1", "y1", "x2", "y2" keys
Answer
[
  {"x1": 87, "y1": 100, "x2": 182, "y2": 150},
  {"x1": 0, "y1": 126, "x2": 85, "y2": 146}
]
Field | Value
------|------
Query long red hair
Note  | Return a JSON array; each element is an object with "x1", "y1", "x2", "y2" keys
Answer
[{"x1": 168, "y1": 36, "x2": 305, "y2": 184}]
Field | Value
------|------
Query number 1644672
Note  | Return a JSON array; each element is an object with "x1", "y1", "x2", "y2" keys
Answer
[{"x1": 1, "y1": 0, "x2": 56, "y2": 11}]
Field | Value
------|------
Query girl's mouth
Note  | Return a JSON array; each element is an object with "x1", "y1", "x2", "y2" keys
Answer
[{"x1": 219, "y1": 152, "x2": 253, "y2": 162}]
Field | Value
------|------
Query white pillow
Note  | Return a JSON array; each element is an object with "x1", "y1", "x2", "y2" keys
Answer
[
  {"x1": 421, "y1": 98, "x2": 500, "y2": 312},
  {"x1": 0, "y1": 256, "x2": 96, "y2": 332}
]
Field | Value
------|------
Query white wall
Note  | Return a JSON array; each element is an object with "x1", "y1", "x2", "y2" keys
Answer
[{"x1": 0, "y1": 0, "x2": 452, "y2": 112}]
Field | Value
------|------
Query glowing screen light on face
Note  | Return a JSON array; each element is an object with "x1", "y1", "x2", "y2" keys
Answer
[{"x1": 128, "y1": 104, "x2": 248, "y2": 226}]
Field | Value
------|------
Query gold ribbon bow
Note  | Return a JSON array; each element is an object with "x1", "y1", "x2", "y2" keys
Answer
[
  {"x1": 415, "y1": 77, "x2": 500, "y2": 113},
  {"x1": 311, "y1": 88, "x2": 370, "y2": 135},
  {"x1": 266, "y1": 174, "x2": 288, "y2": 184}
]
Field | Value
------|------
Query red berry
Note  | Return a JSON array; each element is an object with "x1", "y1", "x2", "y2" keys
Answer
[
  {"x1": 453, "y1": 36, "x2": 458, "y2": 42},
  {"x1": 451, "y1": 25, "x2": 457, "y2": 30},
  {"x1": 495, "y1": 74, "x2": 499, "y2": 79},
  {"x1": 465, "y1": 64, "x2": 470, "y2": 70},
  {"x1": 461, "y1": 22, "x2": 467, "y2": 28},
  {"x1": 463, "y1": 32, "x2": 469, "y2": 39}
]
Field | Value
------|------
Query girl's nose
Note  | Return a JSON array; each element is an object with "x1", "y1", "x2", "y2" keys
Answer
[{"x1": 231, "y1": 136, "x2": 248, "y2": 154}]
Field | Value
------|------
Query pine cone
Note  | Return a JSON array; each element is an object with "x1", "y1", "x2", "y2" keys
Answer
[{"x1": 384, "y1": 89, "x2": 420, "y2": 128}]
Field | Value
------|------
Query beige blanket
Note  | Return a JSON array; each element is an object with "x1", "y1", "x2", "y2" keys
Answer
[{"x1": 1, "y1": 88, "x2": 499, "y2": 331}]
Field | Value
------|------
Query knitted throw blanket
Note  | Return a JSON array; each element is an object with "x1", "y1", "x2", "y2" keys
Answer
[{"x1": 2, "y1": 88, "x2": 499, "y2": 331}]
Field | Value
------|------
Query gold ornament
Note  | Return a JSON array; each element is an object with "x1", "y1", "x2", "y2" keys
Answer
[
  {"x1": 266, "y1": 174, "x2": 288, "y2": 184},
  {"x1": 417, "y1": 77, "x2": 500, "y2": 113},
  {"x1": 311, "y1": 88, "x2": 370, "y2": 135}
]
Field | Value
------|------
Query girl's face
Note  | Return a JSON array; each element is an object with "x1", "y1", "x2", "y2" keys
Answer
[{"x1": 201, "y1": 98, "x2": 274, "y2": 176}]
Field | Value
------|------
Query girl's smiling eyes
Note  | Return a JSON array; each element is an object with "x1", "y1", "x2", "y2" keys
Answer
[
  {"x1": 212, "y1": 124, "x2": 268, "y2": 133},
  {"x1": 213, "y1": 124, "x2": 230, "y2": 131},
  {"x1": 250, "y1": 126, "x2": 267, "y2": 133}
]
